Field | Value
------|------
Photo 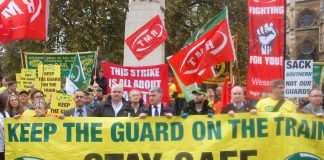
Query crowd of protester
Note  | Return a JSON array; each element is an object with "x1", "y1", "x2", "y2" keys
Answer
[{"x1": 0, "y1": 76, "x2": 323, "y2": 159}]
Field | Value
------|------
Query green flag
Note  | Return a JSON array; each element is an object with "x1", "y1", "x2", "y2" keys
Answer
[{"x1": 65, "y1": 54, "x2": 87, "y2": 94}]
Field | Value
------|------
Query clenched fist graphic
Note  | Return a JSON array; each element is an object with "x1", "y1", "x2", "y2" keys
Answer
[{"x1": 257, "y1": 23, "x2": 277, "y2": 55}]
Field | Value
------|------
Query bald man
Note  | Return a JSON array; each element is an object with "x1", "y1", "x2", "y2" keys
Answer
[
  {"x1": 93, "y1": 84, "x2": 134, "y2": 117},
  {"x1": 221, "y1": 86, "x2": 254, "y2": 116}
]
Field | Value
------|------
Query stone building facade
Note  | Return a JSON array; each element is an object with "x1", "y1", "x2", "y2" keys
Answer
[{"x1": 286, "y1": 0, "x2": 324, "y2": 61}]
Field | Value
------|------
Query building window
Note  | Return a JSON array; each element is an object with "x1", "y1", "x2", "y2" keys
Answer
[
  {"x1": 298, "y1": 10, "x2": 316, "y2": 27},
  {"x1": 298, "y1": 41, "x2": 317, "y2": 60}
]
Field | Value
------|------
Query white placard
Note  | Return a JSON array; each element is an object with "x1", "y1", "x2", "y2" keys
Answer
[{"x1": 285, "y1": 60, "x2": 313, "y2": 97}]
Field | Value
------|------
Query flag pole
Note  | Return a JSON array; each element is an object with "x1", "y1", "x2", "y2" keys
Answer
[{"x1": 19, "y1": 48, "x2": 25, "y2": 69}]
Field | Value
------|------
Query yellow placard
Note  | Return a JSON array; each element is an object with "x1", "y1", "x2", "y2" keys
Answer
[
  {"x1": 20, "y1": 69, "x2": 37, "y2": 91},
  {"x1": 49, "y1": 93, "x2": 74, "y2": 114},
  {"x1": 5, "y1": 113, "x2": 324, "y2": 159},
  {"x1": 36, "y1": 64, "x2": 62, "y2": 99}
]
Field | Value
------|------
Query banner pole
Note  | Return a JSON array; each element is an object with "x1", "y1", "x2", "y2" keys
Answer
[{"x1": 283, "y1": 0, "x2": 287, "y2": 79}]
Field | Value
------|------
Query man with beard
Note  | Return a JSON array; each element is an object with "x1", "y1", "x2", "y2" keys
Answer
[
  {"x1": 181, "y1": 88, "x2": 213, "y2": 117},
  {"x1": 256, "y1": 80, "x2": 296, "y2": 113}
]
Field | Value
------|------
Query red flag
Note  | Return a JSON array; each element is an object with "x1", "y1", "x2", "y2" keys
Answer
[
  {"x1": 219, "y1": 75, "x2": 230, "y2": 113},
  {"x1": 0, "y1": 0, "x2": 49, "y2": 43},
  {"x1": 168, "y1": 18, "x2": 235, "y2": 86},
  {"x1": 125, "y1": 15, "x2": 168, "y2": 60}
]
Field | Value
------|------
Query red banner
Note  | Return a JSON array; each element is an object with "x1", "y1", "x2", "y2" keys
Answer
[
  {"x1": 101, "y1": 62, "x2": 169, "y2": 105},
  {"x1": 168, "y1": 18, "x2": 235, "y2": 86},
  {"x1": 247, "y1": 0, "x2": 285, "y2": 99},
  {"x1": 125, "y1": 15, "x2": 168, "y2": 60},
  {"x1": 0, "y1": 0, "x2": 49, "y2": 43}
]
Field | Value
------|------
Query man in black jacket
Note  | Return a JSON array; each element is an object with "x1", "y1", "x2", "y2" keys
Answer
[
  {"x1": 94, "y1": 70, "x2": 107, "y2": 95},
  {"x1": 181, "y1": 89, "x2": 213, "y2": 117},
  {"x1": 94, "y1": 84, "x2": 133, "y2": 117},
  {"x1": 221, "y1": 86, "x2": 254, "y2": 116}
]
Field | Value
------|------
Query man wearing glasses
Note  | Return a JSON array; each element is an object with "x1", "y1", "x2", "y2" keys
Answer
[{"x1": 300, "y1": 88, "x2": 324, "y2": 117}]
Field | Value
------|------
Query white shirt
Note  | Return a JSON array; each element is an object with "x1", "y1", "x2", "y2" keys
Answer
[
  {"x1": 112, "y1": 101, "x2": 123, "y2": 117},
  {"x1": 151, "y1": 103, "x2": 161, "y2": 117},
  {"x1": 0, "y1": 112, "x2": 10, "y2": 152}
]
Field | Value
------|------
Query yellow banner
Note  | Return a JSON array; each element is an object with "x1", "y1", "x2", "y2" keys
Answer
[{"x1": 5, "y1": 113, "x2": 324, "y2": 160}]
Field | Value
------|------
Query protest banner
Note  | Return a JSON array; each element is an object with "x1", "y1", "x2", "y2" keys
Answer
[
  {"x1": 49, "y1": 93, "x2": 74, "y2": 114},
  {"x1": 313, "y1": 62, "x2": 324, "y2": 88},
  {"x1": 285, "y1": 60, "x2": 313, "y2": 97},
  {"x1": 101, "y1": 62, "x2": 169, "y2": 104},
  {"x1": 19, "y1": 69, "x2": 37, "y2": 92},
  {"x1": 5, "y1": 113, "x2": 324, "y2": 159},
  {"x1": 203, "y1": 62, "x2": 232, "y2": 85},
  {"x1": 247, "y1": 0, "x2": 285, "y2": 99},
  {"x1": 24, "y1": 52, "x2": 96, "y2": 80}
]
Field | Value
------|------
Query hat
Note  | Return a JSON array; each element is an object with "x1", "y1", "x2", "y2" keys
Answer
[
  {"x1": 192, "y1": 88, "x2": 207, "y2": 96},
  {"x1": 19, "y1": 90, "x2": 29, "y2": 95},
  {"x1": 84, "y1": 88, "x2": 93, "y2": 94}
]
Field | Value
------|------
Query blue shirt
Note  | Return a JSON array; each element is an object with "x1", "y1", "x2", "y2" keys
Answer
[{"x1": 73, "y1": 106, "x2": 87, "y2": 117}]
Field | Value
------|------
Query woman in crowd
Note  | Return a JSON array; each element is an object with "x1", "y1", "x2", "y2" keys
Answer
[
  {"x1": 6, "y1": 94, "x2": 24, "y2": 117},
  {"x1": 0, "y1": 95, "x2": 10, "y2": 160}
]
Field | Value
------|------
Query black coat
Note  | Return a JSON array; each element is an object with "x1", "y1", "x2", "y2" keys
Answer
[
  {"x1": 221, "y1": 102, "x2": 254, "y2": 114},
  {"x1": 95, "y1": 76, "x2": 107, "y2": 95},
  {"x1": 132, "y1": 99, "x2": 149, "y2": 117},
  {"x1": 93, "y1": 95, "x2": 134, "y2": 117},
  {"x1": 182, "y1": 100, "x2": 213, "y2": 115}
]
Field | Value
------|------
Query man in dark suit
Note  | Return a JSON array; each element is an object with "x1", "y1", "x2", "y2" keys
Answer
[
  {"x1": 94, "y1": 84, "x2": 134, "y2": 117},
  {"x1": 64, "y1": 89, "x2": 93, "y2": 117},
  {"x1": 139, "y1": 87, "x2": 173, "y2": 118},
  {"x1": 221, "y1": 86, "x2": 254, "y2": 116}
]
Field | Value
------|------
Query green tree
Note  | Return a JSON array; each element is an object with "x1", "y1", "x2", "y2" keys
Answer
[{"x1": 0, "y1": 0, "x2": 249, "y2": 84}]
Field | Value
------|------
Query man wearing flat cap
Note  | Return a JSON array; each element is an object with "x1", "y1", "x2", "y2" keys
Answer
[{"x1": 181, "y1": 88, "x2": 214, "y2": 118}]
